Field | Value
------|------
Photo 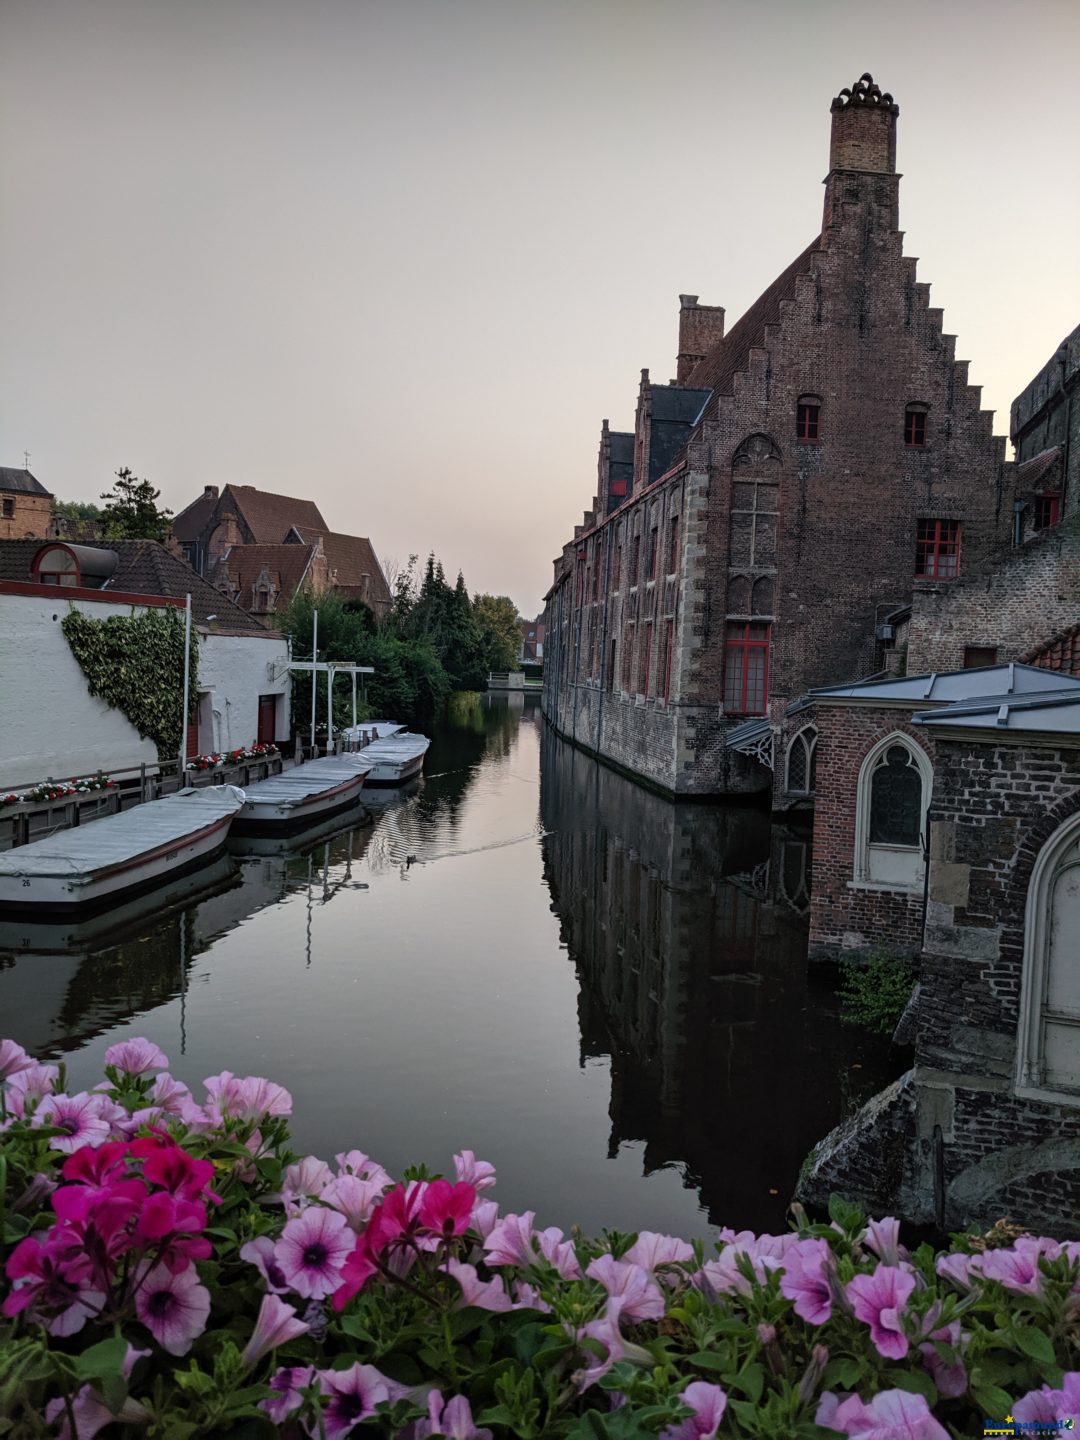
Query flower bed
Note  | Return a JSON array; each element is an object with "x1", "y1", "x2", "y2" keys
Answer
[
  {"x1": 2, "y1": 1037, "x2": 1079, "y2": 1438},
  {"x1": 0, "y1": 776, "x2": 116, "y2": 810},
  {"x1": 186, "y1": 743, "x2": 278, "y2": 772}
]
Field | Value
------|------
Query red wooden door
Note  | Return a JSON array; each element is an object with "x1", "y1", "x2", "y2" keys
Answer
[
  {"x1": 257, "y1": 694, "x2": 276, "y2": 745},
  {"x1": 185, "y1": 718, "x2": 200, "y2": 760}
]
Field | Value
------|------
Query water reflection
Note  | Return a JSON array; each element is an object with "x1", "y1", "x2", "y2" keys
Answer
[{"x1": 0, "y1": 698, "x2": 901, "y2": 1237}]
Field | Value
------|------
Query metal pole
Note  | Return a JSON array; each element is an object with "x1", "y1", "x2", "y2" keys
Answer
[
  {"x1": 180, "y1": 593, "x2": 192, "y2": 778},
  {"x1": 351, "y1": 672, "x2": 357, "y2": 731},
  {"x1": 310, "y1": 609, "x2": 318, "y2": 751},
  {"x1": 326, "y1": 665, "x2": 333, "y2": 750}
]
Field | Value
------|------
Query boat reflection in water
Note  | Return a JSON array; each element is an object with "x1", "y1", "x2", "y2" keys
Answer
[{"x1": 539, "y1": 729, "x2": 900, "y2": 1231}]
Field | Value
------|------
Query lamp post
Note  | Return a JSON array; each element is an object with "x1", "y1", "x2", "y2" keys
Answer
[{"x1": 179, "y1": 593, "x2": 192, "y2": 780}]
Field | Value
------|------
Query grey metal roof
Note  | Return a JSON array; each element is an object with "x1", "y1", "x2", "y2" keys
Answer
[
  {"x1": 913, "y1": 688, "x2": 1080, "y2": 736},
  {"x1": 0, "y1": 467, "x2": 50, "y2": 496},
  {"x1": 808, "y1": 663, "x2": 1080, "y2": 705},
  {"x1": 725, "y1": 717, "x2": 771, "y2": 751},
  {"x1": 650, "y1": 385, "x2": 712, "y2": 425}
]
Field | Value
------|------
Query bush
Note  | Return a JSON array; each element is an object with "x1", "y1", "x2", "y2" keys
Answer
[
  {"x1": 3, "y1": 1036, "x2": 1079, "y2": 1438},
  {"x1": 838, "y1": 947, "x2": 916, "y2": 1037}
]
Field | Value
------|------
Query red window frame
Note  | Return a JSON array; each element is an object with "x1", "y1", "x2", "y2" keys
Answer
[
  {"x1": 904, "y1": 407, "x2": 927, "y2": 446},
  {"x1": 31, "y1": 543, "x2": 81, "y2": 587},
  {"x1": 724, "y1": 623, "x2": 770, "y2": 715},
  {"x1": 640, "y1": 622, "x2": 653, "y2": 697},
  {"x1": 610, "y1": 477, "x2": 627, "y2": 499},
  {"x1": 915, "y1": 519, "x2": 960, "y2": 579},
  {"x1": 1033, "y1": 494, "x2": 1061, "y2": 530},
  {"x1": 795, "y1": 402, "x2": 820, "y2": 442}
]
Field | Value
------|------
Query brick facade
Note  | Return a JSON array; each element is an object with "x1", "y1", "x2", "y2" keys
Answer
[
  {"x1": 543, "y1": 74, "x2": 1009, "y2": 795},
  {"x1": 0, "y1": 469, "x2": 52, "y2": 541}
]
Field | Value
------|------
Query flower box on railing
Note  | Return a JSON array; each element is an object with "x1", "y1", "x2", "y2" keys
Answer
[
  {"x1": 0, "y1": 775, "x2": 117, "y2": 811},
  {"x1": 186, "y1": 743, "x2": 278, "y2": 773}
]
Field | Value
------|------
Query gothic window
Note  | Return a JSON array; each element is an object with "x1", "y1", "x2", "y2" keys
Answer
[
  {"x1": 668, "y1": 517, "x2": 679, "y2": 575},
  {"x1": 729, "y1": 483, "x2": 778, "y2": 567},
  {"x1": 630, "y1": 533, "x2": 641, "y2": 585},
  {"x1": 904, "y1": 404, "x2": 928, "y2": 447},
  {"x1": 1017, "y1": 812, "x2": 1080, "y2": 1102},
  {"x1": 647, "y1": 526, "x2": 659, "y2": 581},
  {"x1": 751, "y1": 576, "x2": 774, "y2": 616},
  {"x1": 796, "y1": 396, "x2": 822, "y2": 442},
  {"x1": 854, "y1": 734, "x2": 931, "y2": 890},
  {"x1": 724, "y1": 623, "x2": 770, "y2": 715},
  {"x1": 786, "y1": 727, "x2": 818, "y2": 795},
  {"x1": 915, "y1": 519, "x2": 960, "y2": 579},
  {"x1": 727, "y1": 574, "x2": 751, "y2": 614},
  {"x1": 612, "y1": 543, "x2": 622, "y2": 590},
  {"x1": 639, "y1": 622, "x2": 654, "y2": 696}
]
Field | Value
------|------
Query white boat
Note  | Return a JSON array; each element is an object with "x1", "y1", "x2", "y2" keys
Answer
[
  {"x1": 232, "y1": 762, "x2": 371, "y2": 833},
  {"x1": 341, "y1": 720, "x2": 406, "y2": 744},
  {"x1": 0, "y1": 787, "x2": 245, "y2": 914},
  {"x1": 356, "y1": 732, "x2": 431, "y2": 786}
]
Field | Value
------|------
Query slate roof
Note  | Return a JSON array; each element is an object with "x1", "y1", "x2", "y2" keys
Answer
[
  {"x1": 212, "y1": 543, "x2": 319, "y2": 613},
  {"x1": 725, "y1": 717, "x2": 772, "y2": 752},
  {"x1": 913, "y1": 688, "x2": 1080, "y2": 737},
  {"x1": 1015, "y1": 446, "x2": 1062, "y2": 490},
  {"x1": 682, "y1": 238, "x2": 822, "y2": 413},
  {"x1": 170, "y1": 488, "x2": 220, "y2": 542},
  {"x1": 0, "y1": 539, "x2": 272, "y2": 633},
  {"x1": 0, "y1": 467, "x2": 51, "y2": 497},
  {"x1": 808, "y1": 663, "x2": 1080, "y2": 705},
  {"x1": 228, "y1": 485, "x2": 328, "y2": 543}
]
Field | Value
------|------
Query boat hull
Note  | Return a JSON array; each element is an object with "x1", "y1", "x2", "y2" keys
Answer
[
  {"x1": 364, "y1": 753, "x2": 428, "y2": 786},
  {"x1": 231, "y1": 772, "x2": 369, "y2": 834}
]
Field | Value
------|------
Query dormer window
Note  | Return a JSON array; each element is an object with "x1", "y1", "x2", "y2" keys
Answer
[
  {"x1": 904, "y1": 404, "x2": 928, "y2": 447},
  {"x1": 33, "y1": 545, "x2": 80, "y2": 586},
  {"x1": 796, "y1": 397, "x2": 821, "y2": 442}
]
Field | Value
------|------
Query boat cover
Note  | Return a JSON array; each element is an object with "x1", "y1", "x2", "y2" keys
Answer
[
  {"x1": 358, "y1": 734, "x2": 430, "y2": 763},
  {"x1": 0, "y1": 787, "x2": 246, "y2": 880},
  {"x1": 240, "y1": 767, "x2": 369, "y2": 808},
  {"x1": 341, "y1": 721, "x2": 406, "y2": 741}
]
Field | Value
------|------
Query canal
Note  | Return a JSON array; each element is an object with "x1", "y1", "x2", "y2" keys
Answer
[{"x1": 0, "y1": 695, "x2": 903, "y2": 1239}]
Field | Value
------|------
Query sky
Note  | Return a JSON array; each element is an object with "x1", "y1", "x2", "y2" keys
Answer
[{"x1": 2, "y1": 0, "x2": 1078, "y2": 617}]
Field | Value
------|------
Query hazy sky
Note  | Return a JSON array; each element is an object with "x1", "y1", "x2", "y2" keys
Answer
[{"x1": 3, "y1": 0, "x2": 1078, "y2": 615}]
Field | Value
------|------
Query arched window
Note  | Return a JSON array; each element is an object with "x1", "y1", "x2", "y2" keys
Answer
[
  {"x1": 904, "y1": 403, "x2": 929, "y2": 447},
  {"x1": 32, "y1": 544, "x2": 79, "y2": 586},
  {"x1": 796, "y1": 395, "x2": 822, "y2": 442},
  {"x1": 853, "y1": 733, "x2": 931, "y2": 890},
  {"x1": 1017, "y1": 812, "x2": 1080, "y2": 1102},
  {"x1": 786, "y1": 726, "x2": 818, "y2": 795},
  {"x1": 727, "y1": 574, "x2": 751, "y2": 614},
  {"x1": 751, "y1": 576, "x2": 774, "y2": 616}
]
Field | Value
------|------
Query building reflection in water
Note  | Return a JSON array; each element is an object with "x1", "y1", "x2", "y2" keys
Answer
[{"x1": 540, "y1": 728, "x2": 898, "y2": 1230}]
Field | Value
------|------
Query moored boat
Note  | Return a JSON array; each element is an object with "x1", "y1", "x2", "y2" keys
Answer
[
  {"x1": 232, "y1": 762, "x2": 372, "y2": 833},
  {"x1": 355, "y1": 732, "x2": 431, "y2": 786},
  {"x1": 341, "y1": 720, "x2": 406, "y2": 744},
  {"x1": 0, "y1": 786, "x2": 245, "y2": 914}
]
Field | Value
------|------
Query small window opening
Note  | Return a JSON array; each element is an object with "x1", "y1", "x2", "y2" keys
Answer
[
  {"x1": 1033, "y1": 494, "x2": 1061, "y2": 530},
  {"x1": 915, "y1": 519, "x2": 960, "y2": 580},
  {"x1": 904, "y1": 406, "x2": 928, "y2": 447},
  {"x1": 796, "y1": 397, "x2": 821, "y2": 442}
]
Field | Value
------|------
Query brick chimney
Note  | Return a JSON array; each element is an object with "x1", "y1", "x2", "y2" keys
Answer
[
  {"x1": 676, "y1": 295, "x2": 726, "y2": 383},
  {"x1": 204, "y1": 485, "x2": 219, "y2": 500},
  {"x1": 823, "y1": 73, "x2": 900, "y2": 230}
]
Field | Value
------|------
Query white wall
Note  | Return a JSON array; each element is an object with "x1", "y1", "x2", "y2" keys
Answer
[
  {"x1": 0, "y1": 590, "x2": 159, "y2": 788},
  {"x1": 196, "y1": 630, "x2": 290, "y2": 753}
]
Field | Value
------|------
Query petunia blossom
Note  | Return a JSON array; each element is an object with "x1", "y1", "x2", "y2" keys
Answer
[
  {"x1": 241, "y1": 1292, "x2": 310, "y2": 1367},
  {"x1": 624, "y1": 1231, "x2": 695, "y2": 1273},
  {"x1": 975, "y1": 1237, "x2": 1054, "y2": 1297},
  {"x1": 275, "y1": 1205, "x2": 353, "y2": 1299},
  {"x1": 453, "y1": 1150, "x2": 497, "y2": 1191},
  {"x1": 1013, "y1": 1372, "x2": 1080, "y2": 1426},
  {"x1": 585, "y1": 1254, "x2": 665, "y2": 1320},
  {"x1": 484, "y1": 1211, "x2": 538, "y2": 1267},
  {"x1": 315, "y1": 1362, "x2": 410, "y2": 1439},
  {"x1": 695, "y1": 1232, "x2": 797, "y2": 1300},
  {"x1": 779, "y1": 1238, "x2": 835, "y2": 1325},
  {"x1": 204, "y1": 1071, "x2": 292, "y2": 1125},
  {"x1": 242, "y1": 1235, "x2": 293, "y2": 1293},
  {"x1": 261, "y1": 1365, "x2": 314, "y2": 1425},
  {"x1": 419, "y1": 1178, "x2": 476, "y2": 1238},
  {"x1": 918, "y1": 1316, "x2": 967, "y2": 1399},
  {"x1": 816, "y1": 1387, "x2": 949, "y2": 1438},
  {"x1": 33, "y1": 1092, "x2": 114, "y2": 1153},
  {"x1": 845, "y1": 1266, "x2": 916, "y2": 1361},
  {"x1": 537, "y1": 1226, "x2": 582, "y2": 1280},
  {"x1": 575, "y1": 1295, "x2": 653, "y2": 1391},
  {"x1": 322, "y1": 1174, "x2": 385, "y2": 1233},
  {"x1": 934, "y1": 1251, "x2": 974, "y2": 1290},
  {"x1": 44, "y1": 1347, "x2": 150, "y2": 1439},
  {"x1": 862, "y1": 1217, "x2": 905, "y2": 1268},
  {"x1": 5, "y1": 1062, "x2": 60, "y2": 1116},
  {"x1": 663, "y1": 1381, "x2": 728, "y2": 1440},
  {"x1": 281, "y1": 1156, "x2": 334, "y2": 1211},
  {"x1": 104, "y1": 1037, "x2": 169, "y2": 1076},
  {"x1": 0, "y1": 1038, "x2": 33, "y2": 1080},
  {"x1": 335, "y1": 1150, "x2": 392, "y2": 1189},
  {"x1": 134, "y1": 1261, "x2": 211, "y2": 1356},
  {"x1": 446, "y1": 1259, "x2": 512, "y2": 1313},
  {"x1": 417, "y1": 1391, "x2": 494, "y2": 1440}
]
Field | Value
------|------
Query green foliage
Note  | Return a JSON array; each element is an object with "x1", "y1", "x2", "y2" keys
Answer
[
  {"x1": 61, "y1": 605, "x2": 198, "y2": 761},
  {"x1": 53, "y1": 498, "x2": 105, "y2": 537},
  {"x1": 473, "y1": 593, "x2": 522, "y2": 674},
  {"x1": 838, "y1": 946, "x2": 916, "y2": 1036},
  {"x1": 99, "y1": 466, "x2": 173, "y2": 541}
]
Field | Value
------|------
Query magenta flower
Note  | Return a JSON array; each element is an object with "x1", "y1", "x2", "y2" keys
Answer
[
  {"x1": 322, "y1": 1174, "x2": 385, "y2": 1232},
  {"x1": 586, "y1": 1254, "x2": 665, "y2": 1320},
  {"x1": 134, "y1": 1262, "x2": 211, "y2": 1355},
  {"x1": 918, "y1": 1316, "x2": 967, "y2": 1398},
  {"x1": 315, "y1": 1362, "x2": 410, "y2": 1439},
  {"x1": 241, "y1": 1292, "x2": 310, "y2": 1367},
  {"x1": 1014, "y1": 1372, "x2": 1080, "y2": 1425},
  {"x1": 453, "y1": 1149, "x2": 497, "y2": 1191},
  {"x1": 862, "y1": 1217, "x2": 905, "y2": 1267},
  {"x1": 419, "y1": 1178, "x2": 477, "y2": 1237},
  {"x1": 624, "y1": 1231, "x2": 695, "y2": 1272},
  {"x1": 779, "y1": 1238, "x2": 834, "y2": 1325},
  {"x1": 934, "y1": 1251, "x2": 974, "y2": 1290},
  {"x1": 282, "y1": 1156, "x2": 334, "y2": 1210},
  {"x1": 446, "y1": 1259, "x2": 512, "y2": 1312},
  {"x1": 817, "y1": 1387, "x2": 949, "y2": 1438},
  {"x1": 0, "y1": 1038, "x2": 33, "y2": 1080},
  {"x1": 33, "y1": 1092, "x2": 114, "y2": 1152},
  {"x1": 275, "y1": 1205, "x2": 353, "y2": 1299},
  {"x1": 3, "y1": 1233, "x2": 106, "y2": 1336},
  {"x1": 846, "y1": 1266, "x2": 916, "y2": 1361},
  {"x1": 484, "y1": 1211, "x2": 537, "y2": 1267},
  {"x1": 261, "y1": 1365, "x2": 314, "y2": 1424},
  {"x1": 663, "y1": 1381, "x2": 728, "y2": 1439},
  {"x1": 975, "y1": 1237, "x2": 1052, "y2": 1297},
  {"x1": 417, "y1": 1391, "x2": 494, "y2": 1439},
  {"x1": 104, "y1": 1037, "x2": 169, "y2": 1076}
]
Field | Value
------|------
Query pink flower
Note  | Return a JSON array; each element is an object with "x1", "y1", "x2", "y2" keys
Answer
[
  {"x1": 575, "y1": 1296, "x2": 652, "y2": 1390},
  {"x1": 696, "y1": 1233, "x2": 796, "y2": 1299},
  {"x1": 446, "y1": 1259, "x2": 512, "y2": 1312},
  {"x1": 335, "y1": 1150, "x2": 392, "y2": 1188},
  {"x1": 537, "y1": 1226, "x2": 582, "y2": 1280},
  {"x1": 241, "y1": 1292, "x2": 310, "y2": 1367},
  {"x1": 323, "y1": 1174, "x2": 385, "y2": 1232},
  {"x1": 282, "y1": 1156, "x2": 334, "y2": 1210},
  {"x1": 975, "y1": 1237, "x2": 1053, "y2": 1297},
  {"x1": 417, "y1": 1391, "x2": 493, "y2": 1439},
  {"x1": 1014, "y1": 1372, "x2": 1080, "y2": 1425},
  {"x1": 484, "y1": 1211, "x2": 537, "y2": 1267},
  {"x1": 204, "y1": 1071, "x2": 292, "y2": 1124},
  {"x1": 5, "y1": 1062, "x2": 59, "y2": 1115},
  {"x1": 134, "y1": 1262, "x2": 211, "y2": 1355},
  {"x1": 104, "y1": 1037, "x2": 169, "y2": 1076},
  {"x1": 44, "y1": 1347, "x2": 150, "y2": 1439},
  {"x1": 453, "y1": 1150, "x2": 497, "y2": 1191},
  {"x1": 133, "y1": 1138, "x2": 218, "y2": 1200},
  {"x1": 586, "y1": 1254, "x2": 665, "y2": 1320},
  {"x1": 624, "y1": 1231, "x2": 694, "y2": 1272},
  {"x1": 315, "y1": 1362, "x2": 409, "y2": 1439},
  {"x1": 242, "y1": 1235, "x2": 293, "y2": 1293},
  {"x1": 419, "y1": 1178, "x2": 477, "y2": 1238},
  {"x1": 3, "y1": 1233, "x2": 106, "y2": 1336},
  {"x1": 471, "y1": 1198, "x2": 501, "y2": 1239},
  {"x1": 918, "y1": 1316, "x2": 967, "y2": 1398},
  {"x1": 149, "y1": 1072, "x2": 194, "y2": 1114},
  {"x1": 846, "y1": 1266, "x2": 916, "y2": 1361},
  {"x1": 261, "y1": 1365, "x2": 314, "y2": 1424},
  {"x1": 275, "y1": 1205, "x2": 353, "y2": 1299},
  {"x1": 663, "y1": 1381, "x2": 727, "y2": 1439},
  {"x1": 33, "y1": 1092, "x2": 114, "y2": 1152},
  {"x1": 0, "y1": 1038, "x2": 33, "y2": 1080},
  {"x1": 862, "y1": 1217, "x2": 905, "y2": 1268},
  {"x1": 817, "y1": 1387, "x2": 949, "y2": 1438},
  {"x1": 513, "y1": 1280, "x2": 551, "y2": 1312},
  {"x1": 779, "y1": 1238, "x2": 835, "y2": 1325},
  {"x1": 934, "y1": 1251, "x2": 974, "y2": 1290}
]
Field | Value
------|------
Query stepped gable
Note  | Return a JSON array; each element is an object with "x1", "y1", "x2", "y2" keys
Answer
[
  {"x1": 292, "y1": 528, "x2": 391, "y2": 611},
  {"x1": 681, "y1": 238, "x2": 822, "y2": 414},
  {"x1": 212, "y1": 542, "x2": 320, "y2": 614}
]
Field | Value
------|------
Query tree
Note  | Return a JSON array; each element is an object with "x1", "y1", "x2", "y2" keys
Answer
[
  {"x1": 473, "y1": 593, "x2": 523, "y2": 674},
  {"x1": 99, "y1": 468, "x2": 173, "y2": 542}
]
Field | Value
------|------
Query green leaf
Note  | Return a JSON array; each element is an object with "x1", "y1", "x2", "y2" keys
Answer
[
  {"x1": 884, "y1": 1367, "x2": 937, "y2": 1403},
  {"x1": 74, "y1": 1336, "x2": 129, "y2": 1383},
  {"x1": 729, "y1": 1361, "x2": 764, "y2": 1404},
  {"x1": 971, "y1": 1381, "x2": 1014, "y2": 1418},
  {"x1": 1012, "y1": 1324, "x2": 1057, "y2": 1366},
  {"x1": 686, "y1": 1351, "x2": 731, "y2": 1374},
  {"x1": 822, "y1": 1356, "x2": 864, "y2": 1390}
]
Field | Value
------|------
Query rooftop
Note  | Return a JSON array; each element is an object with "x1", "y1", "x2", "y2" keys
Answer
[
  {"x1": 807, "y1": 663, "x2": 1080, "y2": 706},
  {"x1": 0, "y1": 467, "x2": 51, "y2": 497},
  {"x1": 913, "y1": 688, "x2": 1080, "y2": 737}
]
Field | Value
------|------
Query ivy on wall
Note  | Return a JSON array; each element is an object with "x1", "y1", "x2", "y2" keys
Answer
[{"x1": 61, "y1": 606, "x2": 199, "y2": 762}]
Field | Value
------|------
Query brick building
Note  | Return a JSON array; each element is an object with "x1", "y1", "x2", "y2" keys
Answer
[
  {"x1": 543, "y1": 74, "x2": 1010, "y2": 796},
  {"x1": 0, "y1": 467, "x2": 52, "y2": 540},
  {"x1": 800, "y1": 688, "x2": 1080, "y2": 1234}
]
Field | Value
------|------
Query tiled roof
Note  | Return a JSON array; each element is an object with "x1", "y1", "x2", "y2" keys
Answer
[
  {"x1": 913, "y1": 688, "x2": 1080, "y2": 737},
  {"x1": 212, "y1": 543, "x2": 318, "y2": 613},
  {"x1": 170, "y1": 488, "x2": 219, "y2": 542},
  {"x1": 0, "y1": 467, "x2": 51, "y2": 496},
  {"x1": 227, "y1": 485, "x2": 328, "y2": 543},
  {"x1": 0, "y1": 539, "x2": 272, "y2": 633},
  {"x1": 809, "y1": 662, "x2": 1080, "y2": 705},
  {"x1": 1016, "y1": 446, "x2": 1062, "y2": 491},
  {"x1": 682, "y1": 238, "x2": 822, "y2": 411},
  {"x1": 294, "y1": 529, "x2": 391, "y2": 606}
]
